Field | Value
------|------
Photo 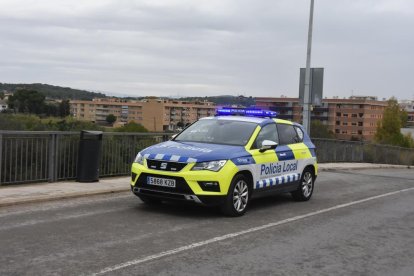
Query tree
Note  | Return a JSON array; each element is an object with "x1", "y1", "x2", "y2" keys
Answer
[
  {"x1": 310, "y1": 120, "x2": 334, "y2": 139},
  {"x1": 106, "y1": 114, "x2": 117, "y2": 125},
  {"x1": 375, "y1": 98, "x2": 414, "y2": 147},
  {"x1": 44, "y1": 103, "x2": 59, "y2": 117},
  {"x1": 59, "y1": 99, "x2": 71, "y2": 117},
  {"x1": 7, "y1": 89, "x2": 45, "y2": 114},
  {"x1": 176, "y1": 121, "x2": 184, "y2": 128},
  {"x1": 115, "y1": 121, "x2": 148, "y2": 132}
]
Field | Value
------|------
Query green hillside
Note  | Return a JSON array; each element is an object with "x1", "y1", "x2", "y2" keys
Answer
[
  {"x1": 0, "y1": 83, "x2": 106, "y2": 100},
  {"x1": 179, "y1": 95, "x2": 255, "y2": 107}
]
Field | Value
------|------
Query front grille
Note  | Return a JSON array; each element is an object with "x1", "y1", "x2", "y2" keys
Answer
[
  {"x1": 146, "y1": 159, "x2": 188, "y2": 172},
  {"x1": 136, "y1": 188, "x2": 187, "y2": 201},
  {"x1": 135, "y1": 173, "x2": 194, "y2": 194}
]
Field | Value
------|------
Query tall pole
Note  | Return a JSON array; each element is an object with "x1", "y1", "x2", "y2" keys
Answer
[{"x1": 303, "y1": 0, "x2": 314, "y2": 133}]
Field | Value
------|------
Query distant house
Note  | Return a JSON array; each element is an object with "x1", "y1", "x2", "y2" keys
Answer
[{"x1": 0, "y1": 100, "x2": 7, "y2": 112}]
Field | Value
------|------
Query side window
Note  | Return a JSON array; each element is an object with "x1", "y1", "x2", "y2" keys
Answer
[
  {"x1": 277, "y1": 123, "x2": 299, "y2": 145},
  {"x1": 294, "y1": 126, "x2": 304, "y2": 142},
  {"x1": 252, "y1": 124, "x2": 278, "y2": 149}
]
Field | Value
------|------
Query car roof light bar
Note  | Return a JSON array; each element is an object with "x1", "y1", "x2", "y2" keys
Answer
[{"x1": 216, "y1": 107, "x2": 278, "y2": 118}]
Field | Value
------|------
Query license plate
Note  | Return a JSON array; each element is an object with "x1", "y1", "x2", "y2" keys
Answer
[{"x1": 147, "y1": 176, "x2": 176, "y2": 188}]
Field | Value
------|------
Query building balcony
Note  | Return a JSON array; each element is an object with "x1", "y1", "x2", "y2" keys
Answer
[
  {"x1": 313, "y1": 107, "x2": 329, "y2": 112},
  {"x1": 277, "y1": 114, "x2": 294, "y2": 120},
  {"x1": 269, "y1": 106, "x2": 293, "y2": 112},
  {"x1": 311, "y1": 116, "x2": 329, "y2": 121}
]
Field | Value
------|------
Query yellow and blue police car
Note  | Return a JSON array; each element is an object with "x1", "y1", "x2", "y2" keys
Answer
[{"x1": 131, "y1": 108, "x2": 317, "y2": 216}]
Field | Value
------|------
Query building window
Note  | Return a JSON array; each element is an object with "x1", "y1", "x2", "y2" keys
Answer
[
  {"x1": 358, "y1": 122, "x2": 363, "y2": 126},
  {"x1": 336, "y1": 112, "x2": 341, "y2": 117},
  {"x1": 352, "y1": 114, "x2": 357, "y2": 118}
]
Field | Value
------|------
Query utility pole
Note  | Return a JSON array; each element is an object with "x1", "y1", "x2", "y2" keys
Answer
[{"x1": 303, "y1": 0, "x2": 314, "y2": 133}]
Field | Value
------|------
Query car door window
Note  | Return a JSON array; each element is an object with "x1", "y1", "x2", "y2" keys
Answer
[
  {"x1": 277, "y1": 123, "x2": 300, "y2": 145},
  {"x1": 252, "y1": 123, "x2": 278, "y2": 149},
  {"x1": 294, "y1": 126, "x2": 304, "y2": 142}
]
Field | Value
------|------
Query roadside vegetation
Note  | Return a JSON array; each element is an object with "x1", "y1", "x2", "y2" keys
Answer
[
  {"x1": 375, "y1": 98, "x2": 414, "y2": 148},
  {"x1": 1, "y1": 89, "x2": 148, "y2": 132}
]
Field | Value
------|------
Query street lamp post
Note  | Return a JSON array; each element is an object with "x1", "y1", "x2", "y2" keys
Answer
[{"x1": 303, "y1": 0, "x2": 314, "y2": 134}]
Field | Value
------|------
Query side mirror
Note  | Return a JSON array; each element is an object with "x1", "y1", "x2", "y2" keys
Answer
[{"x1": 259, "y1": 140, "x2": 278, "y2": 153}]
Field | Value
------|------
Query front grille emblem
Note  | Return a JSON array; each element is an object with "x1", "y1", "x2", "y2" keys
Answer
[{"x1": 160, "y1": 162, "x2": 167, "y2": 170}]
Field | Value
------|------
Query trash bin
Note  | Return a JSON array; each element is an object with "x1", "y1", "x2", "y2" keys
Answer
[{"x1": 77, "y1": 130, "x2": 103, "y2": 182}]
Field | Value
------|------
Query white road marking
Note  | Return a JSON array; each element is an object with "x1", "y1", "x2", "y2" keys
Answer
[{"x1": 92, "y1": 187, "x2": 414, "y2": 275}]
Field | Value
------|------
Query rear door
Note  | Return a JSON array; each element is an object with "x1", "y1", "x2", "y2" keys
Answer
[{"x1": 276, "y1": 123, "x2": 312, "y2": 186}]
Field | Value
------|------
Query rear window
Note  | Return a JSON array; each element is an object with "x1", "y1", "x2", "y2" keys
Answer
[{"x1": 277, "y1": 123, "x2": 300, "y2": 145}]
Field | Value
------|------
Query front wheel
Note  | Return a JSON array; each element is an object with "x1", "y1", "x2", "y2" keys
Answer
[
  {"x1": 221, "y1": 174, "x2": 251, "y2": 217},
  {"x1": 291, "y1": 168, "x2": 314, "y2": 201}
]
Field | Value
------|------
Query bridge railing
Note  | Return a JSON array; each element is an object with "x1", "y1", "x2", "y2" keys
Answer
[
  {"x1": 0, "y1": 131, "x2": 170, "y2": 185},
  {"x1": 0, "y1": 132, "x2": 413, "y2": 185},
  {"x1": 312, "y1": 138, "x2": 414, "y2": 165}
]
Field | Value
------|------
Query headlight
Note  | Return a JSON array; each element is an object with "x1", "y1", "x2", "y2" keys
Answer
[
  {"x1": 191, "y1": 160, "x2": 227, "y2": 172},
  {"x1": 134, "y1": 152, "x2": 144, "y2": 165}
]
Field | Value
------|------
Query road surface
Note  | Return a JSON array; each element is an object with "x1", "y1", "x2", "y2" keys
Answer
[{"x1": 0, "y1": 168, "x2": 413, "y2": 275}]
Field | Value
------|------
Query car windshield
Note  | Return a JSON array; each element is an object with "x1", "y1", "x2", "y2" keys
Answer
[{"x1": 174, "y1": 119, "x2": 258, "y2": 146}]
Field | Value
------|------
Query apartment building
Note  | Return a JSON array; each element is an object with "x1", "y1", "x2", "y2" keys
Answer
[
  {"x1": 70, "y1": 97, "x2": 216, "y2": 132},
  {"x1": 399, "y1": 100, "x2": 414, "y2": 127},
  {"x1": 256, "y1": 96, "x2": 387, "y2": 141}
]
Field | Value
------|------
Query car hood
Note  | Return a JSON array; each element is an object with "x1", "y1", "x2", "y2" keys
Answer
[{"x1": 140, "y1": 140, "x2": 250, "y2": 163}]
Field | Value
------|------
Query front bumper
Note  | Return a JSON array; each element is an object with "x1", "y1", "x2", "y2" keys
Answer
[
  {"x1": 131, "y1": 160, "x2": 238, "y2": 206},
  {"x1": 131, "y1": 186, "x2": 226, "y2": 206}
]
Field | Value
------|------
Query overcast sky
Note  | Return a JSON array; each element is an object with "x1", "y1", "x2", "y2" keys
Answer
[{"x1": 1, "y1": 0, "x2": 413, "y2": 99}]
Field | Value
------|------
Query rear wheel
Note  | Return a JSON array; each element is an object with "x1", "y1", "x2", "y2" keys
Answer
[
  {"x1": 291, "y1": 168, "x2": 314, "y2": 201},
  {"x1": 138, "y1": 195, "x2": 162, "y2": 205},
  {"x1": 221, "y1": 174, "x2": 251, "y2": 217}
]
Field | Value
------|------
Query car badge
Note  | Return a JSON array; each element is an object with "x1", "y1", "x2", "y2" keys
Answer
[{"x1": 160, "y1": 162, "x2": 168, "y2": 170}]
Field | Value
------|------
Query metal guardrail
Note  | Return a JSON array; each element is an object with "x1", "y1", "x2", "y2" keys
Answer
[
  {"x1": 0, "y1": 131, "x2": 170, "y2": 185},
  {"x1": 313, "y1": 138, "x2": 414, "y2": 165},
  {"x1": 0, "y1": 132, "x2": 413, "y2": 185}
]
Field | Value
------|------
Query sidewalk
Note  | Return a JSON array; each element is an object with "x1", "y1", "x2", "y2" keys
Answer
[{"x1": 0, "y1": 163, "x2": 411, "y2": 207}]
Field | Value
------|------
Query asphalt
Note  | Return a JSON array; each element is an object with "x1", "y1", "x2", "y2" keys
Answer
[
  {"x1": 0, "y1": 167, "x2": 413, "y2": 276},
  {"x1": 0, "y1": 163, "x2": 409, "y2": 207}
]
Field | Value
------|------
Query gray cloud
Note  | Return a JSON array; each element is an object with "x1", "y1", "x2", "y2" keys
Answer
[{"x1": 0, "y1": 0, "x2": 413, "y2": 99}]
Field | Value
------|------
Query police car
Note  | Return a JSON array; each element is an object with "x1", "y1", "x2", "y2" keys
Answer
[{"x1": 131, "y1": 108, "x2": 317, "y2": 216}]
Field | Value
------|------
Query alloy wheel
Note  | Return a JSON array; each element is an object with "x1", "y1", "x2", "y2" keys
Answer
[
  {"x1": 302, "y1": 171, "x2": 313, "y2": 198},
  {"x1": 233, "y1": 180, "x2": 249, "y2": 212}
]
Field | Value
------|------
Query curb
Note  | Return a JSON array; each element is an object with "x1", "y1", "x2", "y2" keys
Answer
[
  {"x1": 0, "y1": 165, "x2": 412, "y2": 208},
  {"x1": 318, "y1": 164, "x2": 411, "y2": 172},
  {"x1": 0, "y1": 187, "x2": 130, "y2": 208}
]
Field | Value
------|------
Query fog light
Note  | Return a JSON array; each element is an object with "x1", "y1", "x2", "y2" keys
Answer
[
  {"x1": 131, "y1": 172, "x2": 137, "y2": 183},
  {"x1": 198, "y1": 181, "x2": 220, "y2": 192}
]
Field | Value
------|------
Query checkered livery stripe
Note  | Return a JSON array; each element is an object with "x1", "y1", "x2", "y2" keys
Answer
[
  {"x1": 143, "y1": 153, "x2": 197, "y2": 163},
  {"x1": 255, "y1": 173, "x2": 301, "y2": 189}
]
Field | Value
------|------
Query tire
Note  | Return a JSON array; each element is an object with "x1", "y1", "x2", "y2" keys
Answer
[
  {"x1": 221, "y1": 174, "x2": 251, "y2": 217},
  {"x1": 138, "y1": 195, "x2": 162, "y2": 205},
  {"x1": 291, "y1": 168, "x2": 315, "y2": 201}
]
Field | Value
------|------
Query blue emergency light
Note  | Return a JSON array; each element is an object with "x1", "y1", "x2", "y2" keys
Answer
[{"x1": 216, "y1": 107, "x2": 278, "y2": 118}]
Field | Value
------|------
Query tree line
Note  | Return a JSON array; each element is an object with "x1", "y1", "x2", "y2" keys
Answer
[
  {"x1": 6, "y1": 89, "x2": 71, "y2": 117},
  {"x1": 0, "y1": 83, "x2": 106, "y2": 100}
]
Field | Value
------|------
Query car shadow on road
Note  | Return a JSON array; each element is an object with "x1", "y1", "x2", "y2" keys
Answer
[{"x1": 132, "y1": 193, "x2": 296, "y2": 218}]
